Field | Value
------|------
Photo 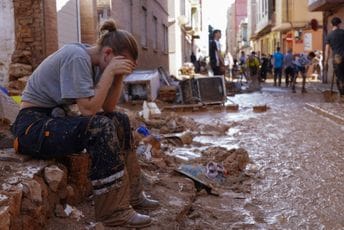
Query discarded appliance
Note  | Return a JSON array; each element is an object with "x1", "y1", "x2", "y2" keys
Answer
[
  {"x1": 179, "y1": 78, "x2": 200, "y2": 104},
  {"x1": 158, "y1": 85, "x2": 177, "y2": 103},
  {"x1": 179, "y1": 75, "x2": 226, "y2": 104},
  {"x1": 123, "y1": 70, "x2": 161, "y2": 101},
  {"x1": 196, "y1": 75, "x2": 226, "y2": 103}
]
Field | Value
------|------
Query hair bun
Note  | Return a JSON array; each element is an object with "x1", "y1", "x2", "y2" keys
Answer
[{"x1": 100, "y1": 19, "x2": 117, "y2": 34}]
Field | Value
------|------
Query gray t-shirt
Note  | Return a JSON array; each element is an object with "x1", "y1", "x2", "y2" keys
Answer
[{"x1": 22, "y1": 43, "x2": 99, "y2": 107}]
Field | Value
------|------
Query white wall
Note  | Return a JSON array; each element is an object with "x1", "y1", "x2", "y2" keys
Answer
[
  {"x1": 57, "y1": 0, "x2": 80, "y2": 47},
  {"x1": 0, "y1": 0, "x2": 15, "y2": 86},
  {"x1": 168, "y1": 0, "x2": 183, "y2": 77}
]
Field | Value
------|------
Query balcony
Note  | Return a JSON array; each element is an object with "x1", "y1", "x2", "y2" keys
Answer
[{"x1": 308, "y1": 0, "x2": 344, "y2": 11}]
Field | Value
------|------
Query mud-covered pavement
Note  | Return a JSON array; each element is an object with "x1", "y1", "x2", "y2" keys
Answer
[{"x1": 46, "y1": 82, "x2": 344, "y2": 229}]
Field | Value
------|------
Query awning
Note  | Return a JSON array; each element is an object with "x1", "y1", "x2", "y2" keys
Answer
[
  {"x1": 308, "y1": 0, "x2": 344, "y2": 11},
  {"x1": 272, "y1": 22, "x2": 307, "y2": 32}
]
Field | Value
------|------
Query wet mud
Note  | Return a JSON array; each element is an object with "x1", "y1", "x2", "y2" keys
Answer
[{"x1": 41, "y1": 83, "x2": 344, "y2": 229}]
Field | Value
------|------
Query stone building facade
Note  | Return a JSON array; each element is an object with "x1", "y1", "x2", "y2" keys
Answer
[
  {"x1": 0, "y1": 0, "x2": 58, "y2": 93},
  {"x1": 97, "y1": 0, "x2": 169, "y2": 71}
]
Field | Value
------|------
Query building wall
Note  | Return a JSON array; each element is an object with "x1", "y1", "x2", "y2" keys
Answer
[
  {"x1": 12, "y1": 0, "x2": 58, "y2": 69},
  {"x1": 43, "y1": 0, "x2": 59, "y2": 56},
  {"x1": 80, "y1": 0, "x2": 98, "y2": 45},
  {"x1": 57, "y1": 0, "x2": 80, "y2": 48},
  {"x1": 110, "y1": 0, "x2": 169, "y2": 71},
  {"x1": 255, "y1": 0, "x2": 270, "y2": 33},
  {"x1": 226, "y1": 0, "x2": 248, "y2": 58},
  {"x1": 6, "y1": 0, "x2": 58, "y2": 95},
  {"x1": 0, "y1": 0, "x2": 15, "y2": 86},
  {"x1": 235, "y1": 0, "x2": 248, "y2": 35},
  {"x1": 226, "y1": 5, "x2": 237, "y2": 57}
]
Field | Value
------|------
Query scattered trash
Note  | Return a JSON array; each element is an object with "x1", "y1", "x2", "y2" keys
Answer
[
  {"x1": 64, "y1": 204, "x2": 73, "y2": 216},
  {"x1": 253, "y1": 104, "x2": 269, "y2": 113},
  {"x1": 136, "y1": 144, "x2": 152, "y2": 160},
  {"x1": 205, "y1": 161, "x2": 227, "y2": 180},
  {"x1": 175, "y1": 164, "x2": 219, "y2": 196},
  {"x1": 137, "y1": 125, "x2": 151, "y2": 137},
  {"x1": 56, "y1": 204, "x2": 85, "y2": 222},
  {"x1": 86, "y1": 222, "x2": 105, "y2": 230}
]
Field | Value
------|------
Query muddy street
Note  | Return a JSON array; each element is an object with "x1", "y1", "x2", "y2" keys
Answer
[
  {"x1": 178, "y1": 83, "x2": 344, "y2": 229},
  {"x1": 44, "y1": 82, "x2": 344, "y2": 229}
]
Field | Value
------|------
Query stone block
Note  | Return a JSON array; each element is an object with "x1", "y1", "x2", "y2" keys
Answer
[
  {"x1": 44, "y1": 165, "x2": 65, "y2": 192},
  {"x1": 21, "y1": 179, "x2": 42, "y2": 203},
  {"x1": 1, "y1": 184, "x2": 23, "y2": 217},
  {"x1": 58, "y1": 153, "x2": 92, "y2": 203}
]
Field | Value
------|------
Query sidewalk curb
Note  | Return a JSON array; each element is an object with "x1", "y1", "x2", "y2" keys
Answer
[{"x1": 305, "y1": 103, "x2": 344, "y2": 125}]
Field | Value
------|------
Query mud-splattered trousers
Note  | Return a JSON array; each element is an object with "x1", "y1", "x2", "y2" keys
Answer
[
  {"x1": 333, "y1": 61, "x2": 344, "y2": 96},
  {"x1": 11, "y1": 107, "x2": 132, "y2": 195}
]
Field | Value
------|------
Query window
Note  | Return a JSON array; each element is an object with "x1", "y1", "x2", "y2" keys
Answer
[
  {"x1": 153, "y1": 16, "x2": 158, "y2": 50},
  {"x1": 141, "y1": 7, "x2": 148, "y2": 47},
  {"x1": 162, "y1": 24, "x2": 168, "y2": 53}
]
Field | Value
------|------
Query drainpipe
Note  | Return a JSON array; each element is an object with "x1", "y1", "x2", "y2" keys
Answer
[{"x1": 76, "y1": 0, "x2": 81, "y2": 43}]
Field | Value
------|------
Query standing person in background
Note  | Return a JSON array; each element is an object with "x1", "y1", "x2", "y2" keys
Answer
[
  {"x1": 238, "y1": 51, "x2": 248, "y2": 82},
  {"x1": 260, "y1": 53, "x2": 269, "y2": 82},
  {"x1": 292, "y1": 52, "x2": 316, "y2": 93},
  {"x1": 209, "y1": 29, "x2": 224, "y2": 75},
  {"x1": 239, "y1": 51, "x2": 246, "y2": 66},
  {"x1": 272, "y1": 47, "x2": 284, "y2": 86},
  {"x1": 325, "y1": 16, "x2": 344, "y2": 100},
  {"x1": 190, "y1": 51, "x2": 200, "y2": 73},
  {"x1": 246, "y1": 51, "x2": 261, "y2": 91},
  {"x1": 11, "y1": 19, "x2": 159, "y2": 228},
  {"x1": 284, "y1": 48, "x2": 295, "y2": 87}
]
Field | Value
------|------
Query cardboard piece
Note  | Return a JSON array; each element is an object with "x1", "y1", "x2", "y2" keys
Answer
[{"x1": 0, "y1": 91, "x2": 20, "y2": 124}]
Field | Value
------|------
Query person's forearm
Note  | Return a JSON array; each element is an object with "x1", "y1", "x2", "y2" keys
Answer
[
  {"x1": 77, "y1": 69, "x2": 115, "y2": 116},
  {"x1": 102, "y1": 75, "x2": 124, "y2": 112}
]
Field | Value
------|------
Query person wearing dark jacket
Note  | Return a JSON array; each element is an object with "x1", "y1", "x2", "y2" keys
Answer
[
  {"x1": 325, "y1": 16, "x2": 344, "y2": 99},
  {"x1": 209, "y1": 29, "x2": 224, "y2": 75}
]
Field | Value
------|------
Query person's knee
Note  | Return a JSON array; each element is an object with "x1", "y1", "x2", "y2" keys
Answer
[
  {"x1": 89, "y1": 115, "x2": 116, "y2": 134},
  {"x1": 118, "y1": 112, "x2": 131, "y2": 127}
]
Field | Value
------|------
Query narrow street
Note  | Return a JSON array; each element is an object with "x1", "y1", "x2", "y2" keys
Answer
[
  {"x1": 182, "y1": 82, "x2": 344, "y2": 229},
  {"x1": 45, "y1": 81, "x2": 344, "y2": 229}
]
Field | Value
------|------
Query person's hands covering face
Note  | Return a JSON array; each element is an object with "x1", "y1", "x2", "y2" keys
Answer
[{"x1": 106, "y1": 55, "x2": 136, "y2": 76}]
